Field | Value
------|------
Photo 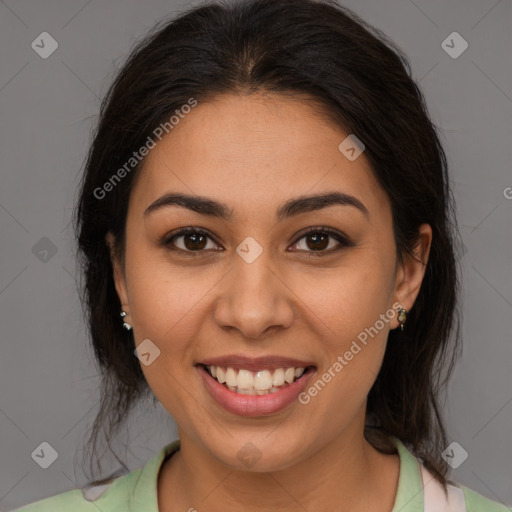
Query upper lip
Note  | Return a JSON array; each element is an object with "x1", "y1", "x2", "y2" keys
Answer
[{"x1": 198, "y1": 355, "x2": 316, "y2": 371}]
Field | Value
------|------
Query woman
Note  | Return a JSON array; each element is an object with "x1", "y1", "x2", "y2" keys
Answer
[{"x1": 13, "y1": 0, "x2": 509, "y2": 510}]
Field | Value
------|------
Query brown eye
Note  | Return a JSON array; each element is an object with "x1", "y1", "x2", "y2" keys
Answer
[
  {"x1": 181, "y1": 232, "x2": 208, "y2": 250},
  {"x1": 304, "y1": 232, "x2": 330, "y2": 251},
  {"x1": 290, "y1": 228, "x2": 352, "y2": 254},
  {"x1": 164, "y1": 228, "x2": 220, "y2": 253}
]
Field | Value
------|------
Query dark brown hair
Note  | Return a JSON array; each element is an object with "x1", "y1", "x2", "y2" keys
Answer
[{"x1": 74, "y1": 0, "x2": 462, "y2": 489}]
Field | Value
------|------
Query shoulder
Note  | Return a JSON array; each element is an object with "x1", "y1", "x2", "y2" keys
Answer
[
  {"x1": 10, "y1": 440, "x2": 180, "y2": 512},
  {"x1": 460, "y1": 484, "x2": 511, "y2": 512},
  {"x1": 10, "y1": 469, "x2": 140, "y2": 512},
  {"x1": 10, "y1": 488, "x2": 105, "y2": 511},
  {"x1": 392, "y1": 436, "x2": 510, "y2": 512}
]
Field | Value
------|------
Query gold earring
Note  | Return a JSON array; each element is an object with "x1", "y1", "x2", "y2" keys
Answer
[{"x1": 397, "y1": 308, "x2": 408, "y2": 331}]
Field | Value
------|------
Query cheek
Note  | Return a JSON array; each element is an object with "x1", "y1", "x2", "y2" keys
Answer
[
  {"x1": 319, "y1": 256, "x2": 395, "y2": 403},
  {"x1": 298, "y1": 253, "x2": 394, "y2": 347},
  {"x1": 123, "y1": 245, "x2": 197, "y2": 350},
  {"x1": 295, "y1": 255, "x2": 394, "y2": 415}
]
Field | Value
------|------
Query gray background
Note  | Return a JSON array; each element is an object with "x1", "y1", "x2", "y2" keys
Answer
[{"x1": 0, "y1": 0, "x2": 511, "y2": 510}]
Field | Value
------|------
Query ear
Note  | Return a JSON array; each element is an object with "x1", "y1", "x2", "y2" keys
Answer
[
  {"x1": 391, "y1": 223, "x2": 432, "y2": 328},
  {"x1": 105, "y1": 231, "x2": 129, "y2": 307}
]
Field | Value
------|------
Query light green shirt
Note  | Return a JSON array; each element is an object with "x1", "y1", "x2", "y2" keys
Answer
[{"x1": 12, "y1": 438, "x2": 510, "y2": 511}]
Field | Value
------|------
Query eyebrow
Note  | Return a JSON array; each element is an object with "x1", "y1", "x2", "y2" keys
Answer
[{"x1": 143, "y1": 191, "x2": 369, "y2": 221}]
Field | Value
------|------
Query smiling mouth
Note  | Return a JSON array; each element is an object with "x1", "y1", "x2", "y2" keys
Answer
[{"x1": 199, "y1": 364, "x2": 316, "y2": 395}]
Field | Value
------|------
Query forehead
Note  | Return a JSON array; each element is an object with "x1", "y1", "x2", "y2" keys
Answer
[{"x1": 130, "y1": 92, "x2": 390, "y2": 220}]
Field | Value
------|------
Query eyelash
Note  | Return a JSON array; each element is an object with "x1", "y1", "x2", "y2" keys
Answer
[{"x1": 162, "y1": 226, "x2": 353, "y2": 257}]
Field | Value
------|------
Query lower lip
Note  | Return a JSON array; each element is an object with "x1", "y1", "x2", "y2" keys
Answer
[{"x1": 197, "y1": 365, "x2": 316, "y2": 417}]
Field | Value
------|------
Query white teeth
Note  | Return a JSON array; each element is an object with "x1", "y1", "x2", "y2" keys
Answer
[
  {"x1": 225, "y1": 367, "x2": 238, "y2": 387},
  {"x1": 239, "y1": 388, "x2": 256, "y2": 395},
  {"x1": 254, "y1": 370, "x2": 273, "y2": 390},
  {"x1": 237, "y1": 369, "x2": 254, "y2": 389},
  {"x1": 206, "y1": 365, "x2": 310, "y2": 394},
  {"x1": 284, "y1": 367, "x2": 295, "y2": 383},
  {"x1": 216, "y1": 367, "x2": 226, "y2": 384},
  {"x1": 272, "y1": 368, "x2": 285, "y2": 386}
]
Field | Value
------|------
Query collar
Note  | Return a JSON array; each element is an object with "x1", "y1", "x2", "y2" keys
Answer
[
  {"x1": 130, "y1": 439, "x2": 181, "y2": 510},
  {"x1": 125, "y1": 437, "x2": 425, "y2": 511},
  {"x1": 391, "y1": 436, "x2": 425, "y2": 511}
]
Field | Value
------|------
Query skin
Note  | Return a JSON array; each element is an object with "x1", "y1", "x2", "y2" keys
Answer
[{"x1": 106, "y1": 91, "x2": 432, "y2": 511}]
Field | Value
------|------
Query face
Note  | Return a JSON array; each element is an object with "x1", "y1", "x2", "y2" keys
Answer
[{"x1": 107, "y1": 92, "x2": 431, "y2": 472}]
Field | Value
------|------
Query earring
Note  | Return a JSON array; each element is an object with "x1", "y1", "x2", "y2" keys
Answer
[
  {"x1": 120, "y1": 310, "x2": 132, "y2": 330},
  {"x1": 397, "y1": 308, "x2": 408, "y2": 331}
]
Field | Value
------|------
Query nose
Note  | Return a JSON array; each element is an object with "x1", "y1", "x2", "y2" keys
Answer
[{"x1": 213, "y1": 251, "x2": 294, "y2": 339}]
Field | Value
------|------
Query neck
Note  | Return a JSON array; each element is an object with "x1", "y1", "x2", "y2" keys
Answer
[{"x1": 158, "y1": 424, "x2": 399, "y2": 512}]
